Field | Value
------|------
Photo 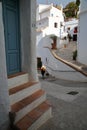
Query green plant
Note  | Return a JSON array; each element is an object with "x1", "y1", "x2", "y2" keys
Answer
[{"x1": 73, "y1": 50, "x2": 77, "y2": 60}]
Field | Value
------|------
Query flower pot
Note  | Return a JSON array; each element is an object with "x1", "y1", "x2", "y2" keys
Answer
[{"x1": 64, "y1": 44, "x2": 66, "y2": 48}]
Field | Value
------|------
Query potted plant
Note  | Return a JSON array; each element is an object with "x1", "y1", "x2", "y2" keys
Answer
[{"x1": 73, "y1": 50, "x2": 77, "y2": 60}]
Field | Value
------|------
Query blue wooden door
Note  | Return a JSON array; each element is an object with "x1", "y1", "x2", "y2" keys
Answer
[{"x1": 3, "y1": 0, "x2": 21, "y2": 75}]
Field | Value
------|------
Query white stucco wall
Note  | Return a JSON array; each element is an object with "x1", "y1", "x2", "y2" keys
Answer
[
  {"x1": 78, "y1": 0, "x2": 87, "y2": 65},
  {"x1": 49, "y1": 17, "x2": 60, "y2": 28},
  {"x1": 50, "y1": 7, "x2": 61, "y2": 16},
  {"x1": 0, "y1": 3, "x2": 10, "y2": 130},
  {"x1": 80, "y1": 0, "x2": 87, "y2": 13},
  {"x1": 20, "y1": 0, "x2": 38, "y2": 81},
  {"x1": 40, "y1": 10, "x2": 50, "y2": 19},
  {"x1": 78, "y1": 11, "x2": 87, "y2": 64},
  {"x1": 38, "y1": 4, "x2": 50, "y2": 13},
  {"x1": 42, "y1": 48, "x2": 73, "y2": 72},
  {"x1": 36, "y1": 34, "x2": 52, "y2": 58},
  {"x1": 37, "y1": 17, "x2": 48, "y2": 29},
  {"x1": 36, "y1": 4, "x2": 51, "y2": 20}
]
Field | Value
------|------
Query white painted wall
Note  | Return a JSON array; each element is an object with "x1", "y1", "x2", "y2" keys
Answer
[
  {"x1": 80, "y1": 0, "x2": 87, "y2": 13},
  {"x1": 36, "y1": 4, "x2": 51, "y2": 20},
  {"x1": 40, "y1": 10, "x2": 50, "y2": 19},
  {"x1": 37, "y1": 17, "x2": 49, "y2": 29},
  {"x1": 78, "y1": 1, "x2": 87, "y2": 64},
  {"x1": 36, "y1": 34, "x2": 52, "y2": 58},
  {"x1": 0, "y1": 3, "x2": 10, "y2": 130},
  {"x1": 43, "y1": 48, "x2": 73, "y2": 72},
  {"x1": 50, "y1": 6, "x2": 62, "y2": 17}
]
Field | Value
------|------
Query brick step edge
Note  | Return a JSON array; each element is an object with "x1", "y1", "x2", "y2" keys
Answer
[
  {"x1": 16, "y1": 101, "x2": 52, "y2": 130},
  {"x1": 11, "y1": 89, "x2": 45, "y2": 113},
  {"x1": 9, "y1": 81, "x2": 38, "y2": 95}
]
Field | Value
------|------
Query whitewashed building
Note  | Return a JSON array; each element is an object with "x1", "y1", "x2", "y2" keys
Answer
[
  {"x1": 36, "y1": 4, "x2": 67, "y2": 65},
  {"x1": 78, "y1": 0, "x2": 87, "y2": 65}
]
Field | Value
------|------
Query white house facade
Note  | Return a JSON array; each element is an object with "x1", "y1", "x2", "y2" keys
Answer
[
  {"x1": 36, "y1": 4, "x2": 67, "y2": 65},
  {"x1": 36, "y1": 4, "x2": 65, "y2": 37}
]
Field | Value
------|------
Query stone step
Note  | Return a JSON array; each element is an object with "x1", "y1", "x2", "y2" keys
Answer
[
  {"x1": 9, "y1": 82, "x2": 41, "y2": 105},
  {"x1": 8, "y1": 72, "x2": 29, "y2": 89},
  {"x1": 16, "y1": 101, "x2": 52, "y2": 130},
  {"x1": 11, "y1": 89, "x2": 46, "y2": 122}
]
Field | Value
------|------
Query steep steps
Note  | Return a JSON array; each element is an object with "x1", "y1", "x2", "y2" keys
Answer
[
  {"x1": 11, "y1": 89, "x2": 46, "y2": 122},
  {"x1": 16, "y1": 101, "x2": 51, "y2": 130},
  {"x1": 9, "y1": 82, "x2": 38, "y2": 95},
  {"x1": 8, "y1": 72, "x2": 52, "y2": 129}
]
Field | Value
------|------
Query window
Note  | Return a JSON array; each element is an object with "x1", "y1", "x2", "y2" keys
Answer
[
  {"x1": 54, "y1": 22, "x2": 57, "y2": 28},
  {"x1": 60, "y1": 22, "x2": 63, "y2": 27},
  {"x1": 51, "y1": 14, "x2": 53, "y2": 17},
  {"x1": 67, "y1": 27, "x2": 70, "y2": 30}
]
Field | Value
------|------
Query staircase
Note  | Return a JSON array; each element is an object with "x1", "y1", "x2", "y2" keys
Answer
[{"x1": 8, "y1": 72, "x2": 52, "y2": 130}]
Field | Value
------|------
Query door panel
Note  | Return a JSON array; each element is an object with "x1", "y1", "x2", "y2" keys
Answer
[
  {"x1": 7, "y1": 9, "x2": 17, "y2": 50},
  {"x1": 3, "y1": 0, "x2": 21, "y2": 75}
]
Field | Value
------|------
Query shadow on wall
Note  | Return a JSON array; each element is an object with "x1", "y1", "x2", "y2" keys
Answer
[
  {"x1": 37, "y1": 35, "x2": 52, "y2": 65},
  {"x1": 37, "y1": 35, "x2": 52, "y2": 48}
]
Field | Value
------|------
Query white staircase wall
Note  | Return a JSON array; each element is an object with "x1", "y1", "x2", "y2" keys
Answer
[
  {"x1": 10, "y1": 83, "x2": 41, "y2": 105},
  {"x1": 8, "y1": 73, "x2": 29, "y2": 89},
  {"x1": 41, "y1": 47, "x2": 74, "y2": 71}
]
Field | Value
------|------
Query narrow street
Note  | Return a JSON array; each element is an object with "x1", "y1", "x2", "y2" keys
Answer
[
  {"x1": 55, "y1": 41, "x2": 77, "y2": 61},
  {"x1": 38, "y1": 75, "x2": 87, "y2": 130}
]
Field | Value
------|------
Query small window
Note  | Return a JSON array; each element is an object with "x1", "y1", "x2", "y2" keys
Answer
[
  {"x1": 67, "y1": 27, "x2": 70, "y2": 30},
  {"x1": 54, "y1": 22, "x2": 57, "y2": 28},
  {"x1": 51, "y1": 14, "x2": 53, "y2": 17},
  {"x1": 60, "y1": 22, "x2": 63, "y2": 27}
]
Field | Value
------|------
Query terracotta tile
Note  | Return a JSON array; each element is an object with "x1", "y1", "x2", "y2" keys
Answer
[
  {"x1": 11, "y1": 102, "x2": 24, "y2": 112},
  {"x1": 16, "y1": 101, "x2": 51, "y2": 130},
  {"x1": 11, "y1": 89, "x2": 45, "y2": 112},
  {"x1": 37, "y1": 102, "x2": 50, "y2": 113},
  {"x1": 31, "y1": 90, "x2": 45, "y2": 99},
  {"x1": 20, "y1": 89, "x2": 45, "y2": 107},
  {"x1": 20, "y1": 96, "x2": 34, "y2": 106},
  {"x1": 28, "y1": 109, "x2": 42, "y2": 121},
  {"x1": 9, "y1": 82, "x2": 38, "y2": 95},
  {"x1": 16, "y1": 116, "x2": 33, "y2": 130},
  {"x1": 20, "y1": 92, "x2": 38, "y2": 106}
]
